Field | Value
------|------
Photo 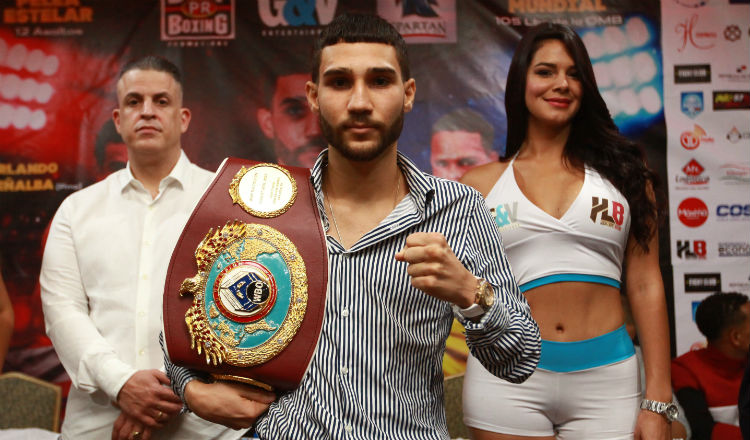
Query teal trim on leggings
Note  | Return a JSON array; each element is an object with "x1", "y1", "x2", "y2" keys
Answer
[{"x1": 538, "y1": 325, "x2": 635, "y2": 372}]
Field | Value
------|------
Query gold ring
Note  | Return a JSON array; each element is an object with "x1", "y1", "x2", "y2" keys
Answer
[
  {"x1": 130, "y1": 431, "x2": 141, "y2": 440},
  {"x1": 157, "y1": 410, "x2": 163, "y2": 420}
]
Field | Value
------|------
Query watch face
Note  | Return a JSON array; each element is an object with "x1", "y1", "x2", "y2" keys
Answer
[
  {"x1": 480, "y1": 282, "x2": 495, "y2": 308},
  {"x1": 665, "y1": 404, "x2": 679, "y2": 421}
]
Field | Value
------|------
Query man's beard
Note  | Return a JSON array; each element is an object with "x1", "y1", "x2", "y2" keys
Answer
[{"x1": 319, "y1": 111, "x2": 404, "y2": 162}]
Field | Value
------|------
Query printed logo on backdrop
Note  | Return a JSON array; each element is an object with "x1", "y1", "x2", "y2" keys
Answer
[
  {"x1": 0, "y1": 163, "x2": 59, "y2": 192},
  {"x1": 728, "y1": 273, "x2": 750, "y2": 294},
  {"x1": 258, "y1": 0, "x2": 338, "y2": 37},
  {"x1": 677, "y1": 197, "x2": 708, "y2": 227},
  {"x1": 161, "y1": 0, "x2": 234, "y2": 46},
  {"x1": 590, "y1": 197, "x2": 624, "y2": 231},
  {"x1": 716, "y1": 203, "x2": 750, "y2": 221},
  {"x1": 676, "y1": 240, "x2": 707, "y2": 259},
  {"x1": 724, "y1": 25, "x2": 742, "y2": 41},
  {"x1": 377, "y1": 0, "x2": 456, "y2": 44},
  {"x1": 674, "y1": 64, "x2": 711, "y2": 83},
  {"x1": 713, "y1": 91, "x2": 750, "y2": 110},
  {"x1": 684, "y1": 272, "x2": 721, "y2": 292},
  {"x1": 718, "y1": 65, "x2": 750, "y2": 82},
  {"x1": 675, "y1": 14, "x2": 716, "y2": 51},
  {"x1": 494, "y1": 0, "x2": 623, "y2": 27},
  {"x1": 718, "y1": 242, "x2": 750, "y2": 257},
  {"x1": 719, "y1": 163, "x2": 750, "y2": 185},
  {"x1": 727, "y1": 127, "x2": 750, "y2": 143},
  {"x1": 2, "y1": 0, "x2": 94, "y2": 37},
  {"x1": 680, "y1": 125, "x2": 713, "y2": 150},
  {"x1": 676, "y1": 159, "x2": 709, "y2": 188},
  {"x1": 681, "y1": 92, "x2": 704, "y2": 118}
]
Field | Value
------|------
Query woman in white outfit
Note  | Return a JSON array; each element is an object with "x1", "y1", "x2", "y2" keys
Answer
[{"x1": 461, "y1": 23, "x2": 673, "y2": 440}]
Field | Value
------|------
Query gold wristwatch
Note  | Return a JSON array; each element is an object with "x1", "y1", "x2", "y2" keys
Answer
[
  {"x1": 475, "y1": 278, "x2": 495, "y2": 309},
  {"x1": 456, "y1": 278, "x2": 495, "y2": 319}
]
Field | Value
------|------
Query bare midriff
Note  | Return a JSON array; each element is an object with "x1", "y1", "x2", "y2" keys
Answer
[{"x1": 524, "y1": 281, "x2": 624, "y2": 342}]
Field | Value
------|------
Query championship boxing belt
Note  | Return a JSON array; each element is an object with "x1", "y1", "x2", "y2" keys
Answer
[{"x1": 163, "y1": 158, "x2": 327, "y2": 391}]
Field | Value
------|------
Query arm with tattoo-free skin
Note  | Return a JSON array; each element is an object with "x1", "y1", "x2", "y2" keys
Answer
[
  {"x1": 41, "y1": 201, "x2": 182, "y2": 434},
  {"x1": 160, "y1": 332, "x2": 276, "y2": 429},
  {"x1": 395, "y1": 193, "x2": 540, "y2": 383},
  {"x1": 626, "y1": 228, "x2": 672, "y2": 440}
]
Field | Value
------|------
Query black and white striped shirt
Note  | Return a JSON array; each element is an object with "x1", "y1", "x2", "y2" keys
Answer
[{"x1": 166, "y1": 151, "x2": 540, "y2": 439}]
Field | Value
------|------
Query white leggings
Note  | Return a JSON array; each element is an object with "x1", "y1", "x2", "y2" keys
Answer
[{"x1": 463, "y1": 354, "x2": 640, "y2": 439}]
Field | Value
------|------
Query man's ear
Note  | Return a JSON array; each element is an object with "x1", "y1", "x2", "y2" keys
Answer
[
  {"x1": 180, "y1": 108, "x2": 191, "y2": 133},
  {"x1": 257, "y1": 108, "x2": 275, "y2": 139},
  {"x1": 305, "y1": 81, "x2": 319, "y2": 114},
  {"x1": 403, "y1": 78, "x2": 416, "y2": 113},
  {"x1": 112, "y1": 109, "x2": 121, "y2": 134}
]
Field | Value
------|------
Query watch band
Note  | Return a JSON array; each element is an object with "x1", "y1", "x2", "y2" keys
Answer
[
  {"x1": 455, "y1": 303, "x2": 486, "y2": 319},
  {"x1": 640, "y1": 399, "x2": 679, "y2": 422}
]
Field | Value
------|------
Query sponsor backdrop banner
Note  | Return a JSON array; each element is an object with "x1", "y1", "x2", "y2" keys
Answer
[
  {"x1": 661, "y1": 0, "x2": 750, "y2": 356},
  {"x1": 3, "y1": 0, "x2": 743, "y2": 418},
  {"x1": 674, "y1": 263, "x2": 750, "y2": 354}
]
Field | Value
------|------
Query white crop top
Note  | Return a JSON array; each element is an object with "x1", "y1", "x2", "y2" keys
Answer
[{"x1": 486, "y1": 158, "x2": 631, "y2": 292}]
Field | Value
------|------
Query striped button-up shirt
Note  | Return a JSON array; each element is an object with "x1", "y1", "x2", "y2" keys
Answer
[{"x1": 166, "y1": 150, "x2": 540, "y2": 439}]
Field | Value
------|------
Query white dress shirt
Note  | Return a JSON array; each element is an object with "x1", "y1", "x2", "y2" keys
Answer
[{"x1": 41, "y1": 151, "x2": 240, "y2": 439}]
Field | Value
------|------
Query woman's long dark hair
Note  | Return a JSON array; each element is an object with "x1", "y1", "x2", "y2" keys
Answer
[{"x1": 504, "y1": 22, "x2": 661, "y2": 251}]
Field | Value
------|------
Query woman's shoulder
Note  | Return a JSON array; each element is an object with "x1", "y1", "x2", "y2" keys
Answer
[{"x1": 459, "y1": 161, "x2": 510, "y2": 198}]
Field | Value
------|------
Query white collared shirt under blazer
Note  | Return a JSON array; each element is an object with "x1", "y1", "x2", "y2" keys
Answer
[
  {"x1": 166, "y1": 150, "x2": 542, "y2": 440},
  {"x1": 40, "y1": 151, "x2": 241, "y2": 439}
]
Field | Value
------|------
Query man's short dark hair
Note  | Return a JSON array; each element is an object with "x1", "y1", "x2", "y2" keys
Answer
[
  {"x1": 311, "y1": 13, "x2": 410, "y2": 83},
  {"x1": 94, "y1": 119, "x2": 123, "y2": 167},
  {"x1": 258, "y1": 61, "x2": 310, "y2": 108},
  {"x1": 432, "y1": 108, "x2": 495, "y2": 154},
  {"x1": 695, "y1": 292, "x2": 749, "y2": 342},
  {"x1": 118, "y1": 55, "x2": 182, "y2": 85}
]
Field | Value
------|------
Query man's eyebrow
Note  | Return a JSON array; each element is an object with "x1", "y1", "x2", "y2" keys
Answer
[
  {"x1": 369, "y1": 67, "x2": 398, "y2": 76},
  {"x1": 122, "y1": 91, "x2": 174, "y2": 101},
  {"x1": 321, "y1": 66, "x2": 398, "y2": 78},
  {"x1": 123, "y1": 92, "x2": 143, "y2": 101},
  {"x1": 322, "y1": 67, "x2": 353, "y2": 78},
  {"x1": 280, "y1": 96, "x2": 306, "y2": 106},
  {"x1": 153, "y1": 92, "x2": 172, "y2": 101}
]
